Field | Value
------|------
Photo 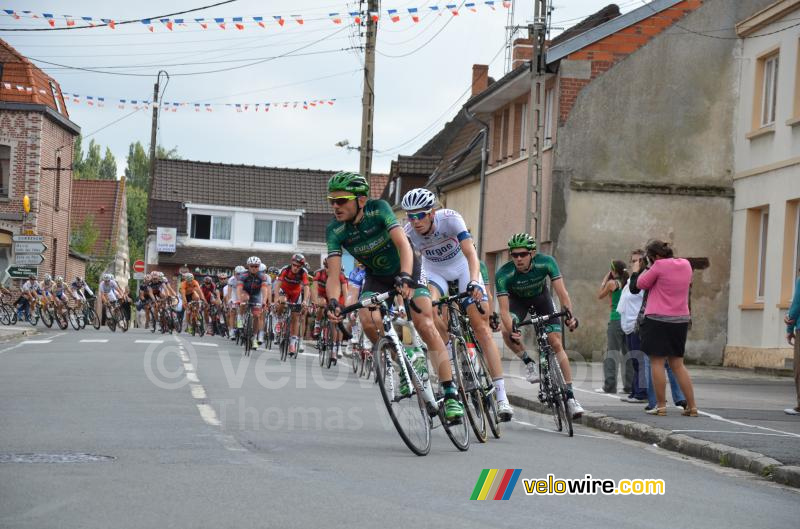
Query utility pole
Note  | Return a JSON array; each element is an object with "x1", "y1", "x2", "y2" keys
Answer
[
  {"x1": 146, "y1": 70, "x2": 168, "y2": 229},
  {"x1": 359, "y1": 0, "x2": 379, "y2": 185},
  {"x1": 524, "y1": 0, "x2": 547, "y2": 242}
]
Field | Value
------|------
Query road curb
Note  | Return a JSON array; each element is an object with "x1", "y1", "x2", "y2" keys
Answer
[
  {"x1": 0, "y1": 327, "x2": 38, "y2": 343},
  {"x1": 508, "y1": 394, "x2": 800, "y2": 489}
]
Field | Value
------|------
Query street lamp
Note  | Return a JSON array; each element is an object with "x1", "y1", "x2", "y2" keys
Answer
[{"x1": 335, "y1": 139, "x2": 361, "y2": 152}]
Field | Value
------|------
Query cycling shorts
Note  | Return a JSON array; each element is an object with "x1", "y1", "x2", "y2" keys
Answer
[
  {"x1": 361, "y1": 254, "x2": 430, "y2": 300},
  {"x1": 506, "y1": 287, "x2": 562, "y2": 334},
  {"x1": 425, "y1": 264, "x2": 487, "y2": 309}
]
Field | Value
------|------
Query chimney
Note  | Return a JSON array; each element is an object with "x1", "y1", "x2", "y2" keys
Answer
[
  {"x1": 471, "y1": 64, "x2": 489, "y2": 97},
  {"x1": 511, "y1": 38, "x2": 533, "y2": 70}
]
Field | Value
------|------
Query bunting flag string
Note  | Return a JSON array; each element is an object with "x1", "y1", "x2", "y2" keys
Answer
[
  {"x1": 0, "y1": 82, "x2": 337, "y2": 113},
  {"x1": 0, "y1": 2, "x2": 510, "y2": 31}
]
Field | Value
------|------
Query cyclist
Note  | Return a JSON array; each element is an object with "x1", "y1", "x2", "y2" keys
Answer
[
  {"x1": 98, "y1": 273, "x2": 124, "y2": 320},
  {"x1": 235, "y1": 256, "x2": 271, "y2": 350},
  {"x1": 226, "y1": 265, "x2": 245, "y2": 340},
  {"x1": 274, "y1": 253, "x2": 311, "y2": 356},
  {"x1": 324, "y1": 172, "x2": 464, "y2": 422},
  {"x1": 40, "y1": 274, "x2": 55, "y2": 310},
  {"x1": 69, "y1": 276, "x2": 93, "y2": 307},
  {"x1": 19, "y1": 274, "x2": 40, "y2": 320},
  {"x1": 52, "y1": 276, "x2": 69, "y2": 317},
  {"x1": 311, "y1": 257, "x2": 349, "y2": 364},
  {"x1": 496, "y1": 233, "x2": 585, "y2": 418},
  {"x1": 401, "y1": 188, "x2": 514, "y2": 421},
  {"x1": 201, "y1": 276, "x2": 219, "y2": 334}
]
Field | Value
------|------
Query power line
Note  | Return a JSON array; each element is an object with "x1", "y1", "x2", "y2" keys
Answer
[
  {"x1": 376, "y1": 0, "x2": 466, "y2": 58},
  {"x1": 0, "y1": 0, "x2": 240, "y2": 31},
  {"x1": 28, "y1": 25, "x2": 351, "y2": 77}
]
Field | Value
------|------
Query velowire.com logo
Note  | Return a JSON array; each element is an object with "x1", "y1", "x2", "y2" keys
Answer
[{"x1": 470, "y1": 469, "x2": 522, "y2": 501}]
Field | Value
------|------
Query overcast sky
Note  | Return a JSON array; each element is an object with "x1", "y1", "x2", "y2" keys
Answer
[{"x1": 1, "y1": 0, "x2": 639, "y2": 175}]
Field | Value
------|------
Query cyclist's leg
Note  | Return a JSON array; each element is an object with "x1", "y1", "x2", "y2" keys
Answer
[
  {"x1": 500, "y1": 295, "x2": 531, "y2": 357},
  {"x1": 424, "y1": 270, "x2": 449, "y2": 344},
  {"x1": 461, "y1": 272, "x2": 508, "y2": 396}
]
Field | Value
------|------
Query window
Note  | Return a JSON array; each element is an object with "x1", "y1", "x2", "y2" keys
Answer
[
  {"x1": 519, "y1": 103, "x2": 528, "y2": 154},
  {"x1": 500, "y1": 108, "x2": 510, "y2": 161},
  {"x1": 761, "y1": 54, "x2": 779, "y2": 126},
  {"x1": 780, "y1": 200, "x2": 800, "y2": 306},
  {"x1": 0, "y1": 145, "x2": 9, "y2": 198},
  {"x1": 50, "y1": 82, "x2": 62, "y2": 114},
  {"x1": 757, "y1": 208, "x2": 769, "y2": 301},
  {"x1": 55, "y1": 156, "x2": 61, "y2": 211},
  {"x1": 254, "y1": 218, "x2": 294, "y2": 244},
  {"x1": 543, "y1": 88, "x2": 554, "y2": 149},
  {"x1": 190, "y1": 214, "x2": 231, "y2": 240}
]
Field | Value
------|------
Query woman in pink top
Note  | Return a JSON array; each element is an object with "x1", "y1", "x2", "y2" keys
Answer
[{"x1": 630, "y1": 240, "x2": 698, "y2": 417}]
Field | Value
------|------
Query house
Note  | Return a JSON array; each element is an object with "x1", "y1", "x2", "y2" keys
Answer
[
  {"x1": 70, "y1": 179, "x2": 130, "y2": 286},
  {"x1": 0, "y1": 38, "x2": 80, "y2": 283},
  {"x1": 146, "y1": 159, "x2": 337, "y2": 277},
  {"x1": 725, "y1": 0, "x2": 800, "y2": 369}
]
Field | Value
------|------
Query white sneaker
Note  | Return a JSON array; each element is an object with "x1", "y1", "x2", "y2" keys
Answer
[
  {"x1": 251, "y1": 337, "x2": 258, "y2": 350},
  {"x1": 497, "y1": 400, "x2": 514, "y2": 422},
  {"x1": 784, "y1": 407, "x2": 800, "y2": 415},
  {"x1": 258, "y1": 331, "x2": 265, "y2": 343},
  {"x1": 525, "y1": 362, "x2": 540, "y2": 384},
  {"x1": 567, "y1": 398, "x2": 584, "y2": 419}
]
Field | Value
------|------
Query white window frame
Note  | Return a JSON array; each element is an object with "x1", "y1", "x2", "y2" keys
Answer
[
  {"x1": 188, "y1": 211, "x2": 233, "y2": 242},
  {"x1": 756, "y1": 208, "x2": 769, "y2": 301},
  {"x1": 253, "y1": 216, "x2": 297, "y2": 247},
  {"x1": 761, "y1": 54, "x2": 779, "y2": 127}
]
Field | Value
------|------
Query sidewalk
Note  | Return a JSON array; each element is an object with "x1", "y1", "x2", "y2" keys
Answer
[
  {"x1": 502, "y1": 359, "x2": 800, "y2": 487},
  {"x1": 0, "y1": 324, "x2": 37, "y2": 343}
]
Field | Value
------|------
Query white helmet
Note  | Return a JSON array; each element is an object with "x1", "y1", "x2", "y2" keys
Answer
[
  {"x1": 44, "y1": 273, "x2": 52, "y2": 282},
  {"x1": 55, "y1": 276, "x2": 63, "y2": 283},
  {"x1": 401, "y1": 188, "x2": 436, "y2": 211},
  {"x1": 183, "y1": 272, "x2": 194, "y2": 281},
  {"x1": 259, "y1": 263, "x2": 266, "y2": 272},
  {"x1": 247, "y1": 256, "x2": 261, "y2": 266},
  {"x1": 234, "y1": 265, "x2": 246, "y2": 274},
  {"x1": 103, "y1": 273, "x2": 113, "y2": 281}
]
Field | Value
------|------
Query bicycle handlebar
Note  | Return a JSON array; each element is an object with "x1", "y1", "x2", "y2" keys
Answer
[
  {"x1": 431, "y1": 291, "x2": 486, "y2": 315},
  {"x1": 513, "y1": 309, "x2": 573, "y2": 334}
]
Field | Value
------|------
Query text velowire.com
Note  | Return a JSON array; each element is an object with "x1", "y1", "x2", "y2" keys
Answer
[{"x1": 523, "y1": 474, "x2": 665, "y2": 496}]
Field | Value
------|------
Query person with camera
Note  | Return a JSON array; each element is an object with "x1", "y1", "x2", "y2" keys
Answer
[
  {"x1": 596, "y1": 259, "x2": 632, "y2": 395},
  {"x1": 630, "y1": 240, "x2": 697, "y2": 417}
]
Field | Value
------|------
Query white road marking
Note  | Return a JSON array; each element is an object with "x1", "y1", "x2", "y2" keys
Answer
[
  {"x1": 183, "y1": 363, "x2": 195, "y2": 373},
  {"x1": 512, "y1": 419, "x2": 608, "y2": 439},
  {"x1": 692, "y1": 412, "x2": 800, "y2": 439},
  {"x1": 80, "y1": 339, "x2": 108, "y2": 343},
  {"x1": 191, "y1": 342, "x2": 217, "y2": 347},
  {"x1": 20, "y1": 340, "x2": 52, "y2": 344},
  {"x1": 196, "y1": 403, "x2": 220, "y2": 426},
  {"x1": 135, "y1": 339, "x2": 163, "y2": 344},
  {"x1": 186, "y1": 372, "x2": 200, "y2": 383},
  {"x1": 671, "y1": 429, "x2": 798, "y2": 438},
  {"x1": 0, "y1": 343, "x2": 24, "y2": 355},
  {"x1": 190, "y1": 384, "x2": 207, "y2": 400}
]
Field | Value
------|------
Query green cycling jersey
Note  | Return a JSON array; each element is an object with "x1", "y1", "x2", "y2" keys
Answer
[
  {"x1": 495, "y1": 253, "x2": 561, "y2": 298},
  {"x1": 479, "y1": 261, "x2": 489, "y2": 285},
  {"x1": 326, "y1": 199, "x2": 402, "y2": 277}
]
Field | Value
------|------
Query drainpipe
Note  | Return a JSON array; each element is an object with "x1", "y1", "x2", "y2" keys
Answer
[{"x1": 464, "y1": 108, "x2": 489, "y2": 256}]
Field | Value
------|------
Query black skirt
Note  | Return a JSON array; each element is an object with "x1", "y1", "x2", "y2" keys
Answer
[{"x1": 639, "y1": 317, "x2": 689, "y2": 358}]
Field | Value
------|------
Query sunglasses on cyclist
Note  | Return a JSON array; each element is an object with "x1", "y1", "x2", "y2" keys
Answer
[
  {"x1": 406, "y1": 210, "x2": 431, "y2": 221},
  {"x1": 327, "y1": 195, "x2": 357, "y2": 206},
  {"x1": 510, "y1": 251, "x2": 530, "y2": 259}
]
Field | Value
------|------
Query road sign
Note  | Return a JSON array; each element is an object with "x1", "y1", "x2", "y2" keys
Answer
[
  {"x1": 133, "y1": 271, "x2": 145, "y2": 280},
  {"x1": 6, "y1": 266, "x2": 37, "y2": 278},
  {"x1": 133, "y1": 260, "x2": 145, "y2": 273},
  {"x1": 15, "y1": 253, "x2": 44, "y2": 266},
  {"x1": 13, "y1": 242, "x2": 47, "y2": 254},
  {"x1": 12, "y1": 235, "x2": 44, "y2": 243}
]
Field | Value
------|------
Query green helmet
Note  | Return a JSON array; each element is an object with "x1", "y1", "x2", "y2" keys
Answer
[
  {"x1": 327, "y1": 171, "x2": 370, "y2": 196},
  {"x1": 508, "y1": 233, "x2": 536, "y2": 251}
]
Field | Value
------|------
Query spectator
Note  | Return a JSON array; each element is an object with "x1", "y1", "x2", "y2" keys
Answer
[
  {"x1": 630, "y1": 239, "x2": 697, "y2": 417},
  {"x1": 616, "y1": 251, "x2": 648, "y2": 403},
  {"x1": 784, "y1": 268, "x2": 800, "y2": 416},
  {"x1": 596, "y1": 259, "x2": 632, "y2": 395}
]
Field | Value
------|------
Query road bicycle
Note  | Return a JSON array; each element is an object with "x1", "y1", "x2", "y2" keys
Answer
[
  {"x1": 103, "y1": 299, "x2": 129, "y2": 332},
  {"x1": 339, "y1": 290, "x2": 470, "y2": 456},
  {"x1": 433, "y1": 291, "x2": 502, "y2": 443},
  {"x1": 276, "y1": 302, "x2": 304, "y2": 362},
  {"x1": 514, "y1": 308, "x2": 574, "y2": 437},
  {"x1": 238, "y1": 301, "x2": 260, "y2": 357},
  {"x1": 315, "y1": 309, "x2": 337, "y2": 369},
  {"x1": 186, "y1": 300, "x2": 206, "y2": 337}
]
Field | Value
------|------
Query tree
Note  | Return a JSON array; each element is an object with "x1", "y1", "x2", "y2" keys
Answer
[
  {"x1": 126, "y1": 186, "x2": 148, "y2": 264},
  {"x1": 70, "y1": 214, "x2": 99, "y2": 255},
  {"x1": 124, "y1": 141, "x2": 180, "y2": 190},
  {"x1": 99, "y1": 147, "x2": 117, "y2": 180}
]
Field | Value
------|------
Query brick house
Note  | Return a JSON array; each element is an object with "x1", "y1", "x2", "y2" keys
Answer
[
  {"x1": 0, "y1": 39, "x2": 80, "y2": 283},
  {"x1": 70, "y1": 179, "x2": 130, "y2": 287},
  {"x1": 146, "y1": 159, "x2": 340, "y2": 278}
]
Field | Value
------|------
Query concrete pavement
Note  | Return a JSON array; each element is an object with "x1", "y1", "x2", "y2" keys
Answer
[{"x1": 1, "y1": 328, "x2": 799, "y2": 529}]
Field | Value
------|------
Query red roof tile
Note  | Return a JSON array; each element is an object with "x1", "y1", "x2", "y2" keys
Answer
[
  {"x1": 70, "y1": 180, "x2": 125, "y2": 257},
  {"x1": 0, "y1": 38, "x2": 69, "y2": 117}
]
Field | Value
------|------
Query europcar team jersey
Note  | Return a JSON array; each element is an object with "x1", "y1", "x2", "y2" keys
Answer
[
  {"x1": 237, "y1": 271, "x2": 269, "y2": 295},
  {"x1": 403, "y1": 208, "x2": 471, "y2": 272},
  {"x1": 495, "y1": 254, "x2": 562, "y2": 298},
  {"x1": 327, "y1": 199, "x2": 401, "y2": 277},
  {"x1": 479, "y1": 261, "x2": 489, "y2": 284}
]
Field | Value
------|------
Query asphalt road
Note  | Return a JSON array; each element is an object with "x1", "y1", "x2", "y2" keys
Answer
[{"x1": 1, "y1": 328, "x2": 798, "y2": 529}]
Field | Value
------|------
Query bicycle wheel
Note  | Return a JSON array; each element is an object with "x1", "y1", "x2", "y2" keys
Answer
[
  {"x1": 54, "y1": 308, "x2": 69, "y2": 330},
  {"x1": 243, "y1": 312, "x2": 253, "y2": 357},
  {"x1": 67, "y1": 308, "x2": 81, "y2": 330},
  {"x1": 40, "y1": 306, "x2": 54, "y2": 328},
  {"x1": 197, "y1": 314, "x2": 205, "y2": 336},
  {"x1": 325, "y1": 321, "x2": 335, "y2": 369},
  {"x1": 474, "y1": 348, "x2": 501, "y2": 439},
  {"x1": 279, "y1": 322, "x2": 289, "y2": 361},
  {"x1": 172, "y1": 313, "x2": 183, "y2": 333},
  {"x1": 454, "y1": 338, "x2": 487, "y2": 443},
  {"x1": 351, "y1": 344, "x2": 360, "y2": 374},
  {"x1": 317, "y1": 326, "x2": 325, "y2": 366},
  {"x1": 115, "y1": 308, "x2": 129, "y2": 332},
  {"x1": 373, "y1": 337, "x2": 431, "y2": 456},
  {"x1": 549, "y1": 352, "x2": 574, "y2": 437},
  {"x1": 264, "y1": 313, "x2": 273, "y2": 350},
  {"x1": 0, "y1": 305, "x2": 10, "y2": 325},
  {"x1": 439, "y1": 345, "x2": 470, "y2": 452},
  {"x1": 87, "y1": 308, "x2": 100, "y2": 330},
  {"x1": 106, "y1": 308, "x2": 117, "y2": 332}
]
